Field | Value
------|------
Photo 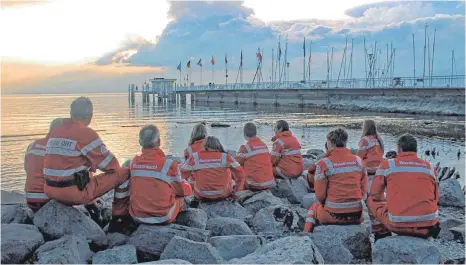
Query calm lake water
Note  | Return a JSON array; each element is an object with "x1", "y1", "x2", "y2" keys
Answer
[{"x1": 2, "y1": 93, "x2": 464, "y2": 191}]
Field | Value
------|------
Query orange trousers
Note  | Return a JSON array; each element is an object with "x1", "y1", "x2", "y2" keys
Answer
[
  {"x1": 304, "y1": 202, "x2": 363, "y2": 232},
  {"x1": 130, "y1": 197, "x2": 185, "y2": 225},
  {"x1": 273, "y1": 166, "x2": 300, "y2": 179},
  {"x1": 367, "y1": 197, "x2": 432, "y2": 238},
  {"x1": 44, "y1": 167, "x2": 129, "y2": 207}
]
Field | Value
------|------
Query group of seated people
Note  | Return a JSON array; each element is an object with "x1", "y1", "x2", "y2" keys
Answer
[{"x1": 24, "y1": 96, "x2": 440, "y2": 240}]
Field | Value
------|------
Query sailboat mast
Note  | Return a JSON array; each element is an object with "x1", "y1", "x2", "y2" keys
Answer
[
  {"x1": 431, "y1": 29, "x2": 436, "y2": 86},
  {"x1": 412, "y1": 33, "x2": 416, "y2": 86},
  {"x1": 303, "y1": 37, "x2": 306, "y2": 82},
  {"x1": 423, "y1": 23, "x2": 427, "y2": 86},
  {"x1": 308, "y1": 41, "x2": 312, "y2": 83}
]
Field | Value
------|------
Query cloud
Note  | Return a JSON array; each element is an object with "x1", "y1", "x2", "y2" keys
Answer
[{"x1": 1, "y1": 0, "x2": 51, "y2": 9}]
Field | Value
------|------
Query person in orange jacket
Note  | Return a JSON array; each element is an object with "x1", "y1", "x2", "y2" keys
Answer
[
  {"x1": 24, "y1": 118, "x2": 63, "y2": 212},
  {"x1": 235, "y1": 122, "x2": 275, "y2": 191},
  {"x1": 271, "y1": 120, "x2": 304, "y2": 179},
  {"x1": 304, "y1": 128, "x2": 368, "y2": 232},
  {"x1": 357, "y1": 120, "x2": 384, "y2": 176},
  {"x1": 367, "y1": 134, "x2": 440, "y2": 241},
  {"x1": 43, "y1": 97, "x2": 130, "y2": 224},
  {"x1": 184, "y1": 123, "x2": 207, "y2": 161},
  {"x1": 110, "y1": 125, "x2": 192, "y2": 228},
  {"x1": 306, "y1": 143, "x2": 328, "y2": 193},
  {"x1": 181, "y1": 136, "x2": 245, "y2": 201}
]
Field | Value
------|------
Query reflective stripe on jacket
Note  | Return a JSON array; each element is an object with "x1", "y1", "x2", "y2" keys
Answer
[
  {"x1": 357, "y1": 136, "x2": 383, "y2": 174},
  {"x1": 24, "y1": 138, "x2": 49, "y2": 202},
  {"x1": 184, "y1": 139, "x2": 206, "y2": 160},
  {"x1": 271, "y1": 131, "x2": 304, "y2": 178}
]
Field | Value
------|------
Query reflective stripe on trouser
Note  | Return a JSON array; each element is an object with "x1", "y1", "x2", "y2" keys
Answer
[
  {"x1": 44, "y1": 167, "x2": 129, "y2": 206},
  {"x1": 273, "y1": 167, "x2": 289, "y2": 179},
  {"x1": 112, "y1": 177, "x2": 131, "y2": 216},
  {"x1": 131, "y1": 197, "x2": 183, "y2": 225},
  {"x1": 304, "y1": 202, "x2": 363, "y2": 233},
  {"x1": 246, "y1": 178, "x2": 276, "y2": 189}
]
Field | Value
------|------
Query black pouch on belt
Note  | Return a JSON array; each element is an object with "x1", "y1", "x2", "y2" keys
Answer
[{"x1": 74, "y1": 170, "x2": 90, "y2": 191}]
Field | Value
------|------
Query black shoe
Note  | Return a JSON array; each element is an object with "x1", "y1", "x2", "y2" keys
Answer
[
  {"x1": 85, "y1": 203, "x2": 104, "y2": 227},
  {"x1": 108, "y1": 214, "x2": 136, "y2": 235},
  {"x1": 189, "y1": 198, "x2": 200, "y2": 208},
  {"x1": 374, "y1": 232, "x2": 393, "y2": 242}
]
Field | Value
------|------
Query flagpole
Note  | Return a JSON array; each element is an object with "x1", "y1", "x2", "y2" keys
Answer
[
  {"x1": 201, "y1": 66, "x2": 203, "y2": 85},
  {"x1": 225, "y1": 54, "x2": 228, "y2": 87}
]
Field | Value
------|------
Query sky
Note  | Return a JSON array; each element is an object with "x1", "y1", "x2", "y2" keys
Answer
[{"x1": 1, "y1": 0, "x2": 465, "y2": 93}]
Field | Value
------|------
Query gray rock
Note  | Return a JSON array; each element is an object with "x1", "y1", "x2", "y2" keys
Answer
[
  {"x1": 206, "y1": 217, "x2": 253, "y2": 236},
  {"x1": 271, "y1": 177, "x2": 309, "y2": 204},
  {"x1": 306, "y1": 149, "x2": 325, "y2": 160},
  {"x1": 312, "y1": 224, "x2": 371, "y2": 260},
  {"x1": 128, "y1": 224, "x2": 211, "y2": 260},
  {"x1": 250, "y1": 205, "x2": 303, "y2": 234},
  {"x1": 234, "y1": 190, "x2": 256, "y2": 203},
  {"x1": 209, "y1": 235, "x2": 263, "y2": 261},
  {"x1": 33, "y1": 200, "x2": 107, "y2": 249},
  {"x1": 438, "y1": 218, "x2": 464, "y2": 241},
  {"x1": 242, "y1": 191, "x2": 283, "y2": 215},
  {"x1": 432, "y1": 239, "x2": 466, "y2": 264},
  {"x1": 34, "y1": 234, "x2": 93, "y2": 264},
  {"x1": 230, "y1": 236, "x2": 324, "y2": 264},
  {"x1": 449, "y1": 224, "x2": 465, "y2": 243},
  {"x1": 141, "y1": 259, "x2": 192, "y2": 264},
  {"x1": 160, "y1": 236, "x2": 224, "y2": 264},
  {"x1": 92, "y1": 245, "x2": 138, "y2": 264},
  {"x1": 310, "y1": 233, "x2": 353, "y2": 264},
  {"x1": 1, "y1": 190, "x2": 25, "y2": 205},
  {"x1": 176, "y1": 208, "x2": 208, "y2": 229},
  {"x1": 1, "y1": 203, "x2": 33, "y2": 224},
  {"x1": 300, "y1": 193, "x2": 318, "y2": 209},
  {"x1": 1, "y1": 224, "x2": 45, "y2": 264},
  {"x1": 372, "y1": 236, "x2": 440, "y2": 264},
  {"x1": 107, "y1": 233, "x2": 129, "y2": 248},
  {"x1": 439, "y1": 179, "x2": 465, "y2": 207},
  {"x1": 199, "y1": 200, "x2": 250, "y2": 221},
  {"x1": 303, "y1": 158, "x2": 317, "y2": 170}
]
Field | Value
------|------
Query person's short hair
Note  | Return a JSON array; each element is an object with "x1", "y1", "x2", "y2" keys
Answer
[
  {"x1": 204, "y1": 136, "x2": 225, "y2": 152},
  {"x1": 243, "y1": 122, "x2": 257, "y2": 138},
  {"x1": 327, "y1": 128, "x2": 348, "y2": 147},
  {"x1": 276, "y1": 120, "x2": 289, "y2": 131},
  {"x1": 70, "y1": 97, "x2": 93, "y2": 120},
  {"x1": 397, "y1": 134, "x2": 417, "y2": 152},
  {"x1": 49, "y1": 118, "x2": 64, "y2": 133},
  {"x1": 139, "y1": 125, "x2": 160, "y2": 148}
]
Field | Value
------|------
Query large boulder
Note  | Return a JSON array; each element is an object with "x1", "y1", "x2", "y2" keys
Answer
[
  {"x1": 107, "y1": 233, "x2": 129, "y2": 249},
  {"x1": 230, "y1": 236, "x2": 324, "y2": 264},
  {"x1": 300, "y1": 193, "x2": 318, "y2": 209},
  {"x1": 309, "y1": 233, "x2": 353, "y2": 264},
  {"x1": 128, "y1": 224, "x2": 211, "y2": 261},
  {"x1": 160, "y1": 236, "x2": 224, "y2": 264},
  {"x1": 141, "y1": 259, "x2": 192, "y2": 264},
  {"x1": 209, "y1": 235, "x2": 263, "y2": 261},
  {"x1": 1, "y1": 224, "x2": 45, "y2": 264},
  {"x1": 312, "y1": 224, "x2": 371, "y2": 260},
  {"x1": 439, "y1": 179, "x2": 465, "y2": 207},
  {"x1": 372, "y1": 236, "x2": 440, "y2": 264},
  {"x1": 438, "y1": 218, "x2": 464, "y2": 241},
  {"x1": 92, "y1": 245, "x2": 138, "y2": 264},
  {"x1": 449, "y1": 224, "x2": 465, "y2": 243},
  {"x1": 241, "y1": 191, "x2": 283, "y2": 214},
  {"x1": 1, "y1": 203, "x2": 33, "y2": 224},
  {"x1": 206, "y1": 217, "x2": 253, "y2": 236},
  {"x1": 33, "y1": 200, "x2": 107, "y2": 249},
  {"x1": 432, "y1": 239, "x2": 466, "y2": 264},
  {"x1": 175, "y1": 208, "x2": 208, "y2": 229},
  {"x1": 1, "y1": 190, "x2": 25, "y2": 205},
  {"x1": 199, "y1": 200, "x2": 250, "y2": 221},
  {"x1": 34, "y1": 234, "x2": 93, "y2": 264},
  {"x1": 249, "y1": 205, "x2": 303, "y2": 234},
  {"x1": 271, "y1": 177, "x2": 309, "y2": 204}
]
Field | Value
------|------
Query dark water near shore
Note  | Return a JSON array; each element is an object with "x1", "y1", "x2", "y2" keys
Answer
[{"x1": 2, "y1": 93, "x2": 464, "y2": 191}]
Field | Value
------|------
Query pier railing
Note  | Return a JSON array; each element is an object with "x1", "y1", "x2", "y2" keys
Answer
[{"x1": 176, "y1": 75, "x2": 465, "y2": 92}]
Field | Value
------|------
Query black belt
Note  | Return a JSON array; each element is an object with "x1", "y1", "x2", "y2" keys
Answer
[
  {"x1": 45, "y1": 178, "x2": 77, "y2": 188},
  {"x1": 328, "y1": 210, "x2": 363, "y2": 222}
]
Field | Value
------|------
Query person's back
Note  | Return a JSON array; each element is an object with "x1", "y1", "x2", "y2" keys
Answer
[
  {"x1": 357, "y1": 120, "x2": 384, "y2": 175},
  {"x1": 271, "y1": 120, "x2": 304, "y2": 179},
  {"x1": 184, "y1": 123, "x2": 207, "y2": 161},
  {"x1": 24, "y1": 137, "x2": 49, "y2": 211},
  {"x1": 184, "y1": 139, "x2": 205, "y2": 160}
]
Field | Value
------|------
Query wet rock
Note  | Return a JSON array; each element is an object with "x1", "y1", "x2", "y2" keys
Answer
[
  {"x1": 211, "y1": 122, "x2": 230, "y2": 128},
  {"x1": 372, "y1": 236, "x2": 440, "y2": 264},
  {"x1": 208, "y1": 235, "x2": 263, "y2": 261},
  {"x1": 33, "y1": 200, "x2": 108, "y2": 249},
  {"x1": 271, "y1": 177, "x2": 309, "y2": 204},
  {"x1": 1, "y1": 203, "x2": 33, "y2": 224},
  {"x1": 301, "y1": 193, "x2": 318, "y2": 209},
  {"x1": 141, "y1": 259, "x2": 192, "y2": 264},
  {"x1": 107, "y1": 233, "x2": 129, "y2": 248},
  {"x1": 449, "y1": 224, "x2": 465, "y2": 243},
  {"x1": 92, "y1": 245, "x2": 138, "y2": 264},
  {"x1": 1, "y1": 190, "x2": 25, "y2": 205},
  {"x1": 242, "y1": 191, "x2": 283, "y2": 214},
  {"x1": 1, "y1": 224, "x2": 45, "y2": 264},
  {"x1": 438, "y1": 218, "x2": 463, "y2": 241},
  {"x1": 206, "y1": 217, "x2": 253, "y2": 236},
  {"x1": 312, "y1": 224, "x2": 370, "y2": 260},
  {"x1": 199, "y1": 200, "x2": 250, "y2": 221},
  {"x1": 175, "y1": 208, "x2": 208, "y2": 229},
  {"x1": 34, "y1": 234, "x2": 93, "y2": 264},
  {"x1": 229, "y1": 236, "x2": 324, "y2": 264},
  {"x1": 305, "y1": 149, "x2": 325, "y2": 160},
  {"x1": 160, "y1": 236, "x2": 224, "y2": 264},
  {"x1": 250, "y1": 205, "x2": 303, "y2": 234},
  {"x1": 310, "y1": 233, "x2": 353, "y2": 264},
  {"x1": 128, "y1": 224, "x2": 211, "y2": 261},
  {"x1": 439, "y1": 179, "x2": 465, "y2": 207}
]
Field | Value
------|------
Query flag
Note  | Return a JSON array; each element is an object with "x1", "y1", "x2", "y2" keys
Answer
[
  {"x1": 240, "y1": 50, "x2": 243, "y2": 67},
  {"x1": 211, "y1": 56, "x2": 215, "y2": 65},
  {"x1": 187, "y1": 61, "x2": 191, "y2": 68},
  {"x1": 256, "y1": 48, "x2": 262, "y2": 63},
  {"x1": 225, "y1": 54, "x2": 228, "y2": 64},
  {"x1": 177, "y1": 62, "x2": 181, "y2": 71},
  {"x1": 197, "y1": 58, "x2": 202, "y2": 67}
]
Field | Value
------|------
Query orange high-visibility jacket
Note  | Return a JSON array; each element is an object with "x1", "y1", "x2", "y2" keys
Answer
[
  {"x1": 125, "y1": 147, "x2": 192, "y2": 224},
  {"x1": 314, "y1": 148, "x2": 368, "y2": 213},
  {"x1": 24, "y1": 138, "x2": 49, "y2": 203},
  {"x1": 235, "y1": 137, "x2": 275, "y2": 189},
  {"x1": 370, "y1": 152, "x2": 439, "y2": 228},
  {"x1": 184, "y1": 139, "x2": 206, "y2": 160},
  {"x1": 357, "y1": 135, "x2": 384, "y2": 174},
  {"x1": 43, "y1": 118, "x2": 120, "y2": 185},
  {"x1": 271, "y1": 131, "x2": 304, "y2": 178},
  {"x1": 181, "y1": 149, "x2": 245, "y2": 199}
]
